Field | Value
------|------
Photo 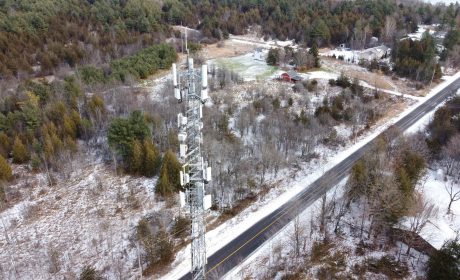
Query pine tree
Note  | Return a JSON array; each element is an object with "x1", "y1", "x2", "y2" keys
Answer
[
  {"x1": 0, "y1": 154, "x2": 12, "y2": 181},
  {"x1": 12, "y1": 136, "x2": 29, "y2": 164},
  {"x1": 396, "y1": 167, "x2": 414, "y2": 203},
  {"x1": 156, "y1": 167, "x2": 173, "y2": 196},
  {"x1": 0, "y1": 182, "x2": 5, "y2": 203},
  {"x1": 309, "y1": 41, "x2": 320, "y2": 68},
  {"x1": 434, "y1": 63, "x2": 443, "y2": 80},
  {"x1": 43, "y1": 133, "x2": 54, "y2": 162},
  {"x1": 347, "y1": 159, "x2": 369, "y2": 199},
  {"x1": 163, "y1": 150, "x2": 182, "y2": 192},
  {"x1": 63, "y1": 115, "x2": 77, "y2": 139},
  {"x1": 130, "y1": 139, "x2": 143, "y2": 174},
  {"x1": 156, "y1": 150, "x2": 182, "y2": 196},
  {"x1": 266, "y1": 49, "x2": 279, "y2": 66},
  {"x1": 142, "y1": 139, "x2": 161, "y2": 177},
  {"x1": 427, "y1": 238, "x2": 460, "y2": 280},
  {"x1": 79, "y1": 266, "x2": 103, "y2": 280},
  {"x1": 31, "y1": 154, "x2": 41, "y2": 171},
  {"x1": 0, "y1": 132, "x2": 10, "y2": 158}
]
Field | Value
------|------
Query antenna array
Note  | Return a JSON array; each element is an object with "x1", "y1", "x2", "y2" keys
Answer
[{"x1": 172, "y1": 35, "x2": 211, "y2": 280}]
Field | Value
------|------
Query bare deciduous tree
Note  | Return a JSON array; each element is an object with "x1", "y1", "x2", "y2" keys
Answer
[
  {"x1": 383, "y1": 16, "x2": 397, "y2": 43},
  {"x1": 403, "y1": 192, "x2": 438, "y2": 254},
  {"x1": 288, "y1": 216, "x2": 307, "y2": 261},
  {"x1": 441, "y1": 134, "x2": 460, "y2": 177},
  {"x1": 445, "y1": 180, "x2": 460, "y2": 214}
]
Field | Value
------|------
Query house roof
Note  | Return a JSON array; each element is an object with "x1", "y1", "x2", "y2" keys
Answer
[
  {"x1": 287, "y1": 70, "x2": 298, "y2": 77},
  {"x1": 288, "y1": 70, "x2": 302, "y2": 80}
]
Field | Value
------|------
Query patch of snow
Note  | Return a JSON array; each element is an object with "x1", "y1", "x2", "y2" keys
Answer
[
  {"x1": 413, "y1": 169, "x2": 460, "y2": 249},
  {"x1": 143, "y1": 73, "x2": 172, "y2": 101},
  {"x1": 422, "y1": 0, "x2": 459, "y2": 4},
  {"x1": 229, "y1": 35, "x2": 298, "y2": 50},
  {"x1": 298, "y1": 71, "x2": 338, "y2": 81},
  {"x1": 322, "y1": 49, "x2": 361, "y2": 64},
  {"x1": 406, "y1": 25, "x2": 436, "y2": 41},
  {"x1": 359, "y1": 80, "x2": 422, "y2": 101},
  {"x1": 256, "y1": 114, "x2": 266, "y2": 122}
]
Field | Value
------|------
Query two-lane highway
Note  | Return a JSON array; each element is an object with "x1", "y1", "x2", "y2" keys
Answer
[{"x1": 179, "y1": 76, "x2": 460, "y2": 280}]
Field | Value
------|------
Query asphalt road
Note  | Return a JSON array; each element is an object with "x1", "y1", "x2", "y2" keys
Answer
[{"x1": 179, "y1": 76, "x2": 460, "y2": 280}]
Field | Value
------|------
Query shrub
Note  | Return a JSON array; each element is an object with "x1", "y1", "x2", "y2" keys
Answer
[
  {"x1": 427, "y1": 238, "x2": 460, "y2": 280},
  {"x1": 172, "y1": 216, "x2": 191, "y2": 238},
  {"x1": 79, "y1": 66, "x2": 105, "y2": 85},
  {"x1": 12, "y1": 136, "x2": 29, "y2": 164},
  {"x1": 335, "y1": 73, "x2": 351, "y2": 88},
  {"x1": 0, "y1": 155, "x2": 12, "y2": 181},
  {"x1": 266, "y1": 48, "x2": 279, "y2": 65},
  {"x1": 79, "y1": 266, "x2": 103, "y2": 280},
  {"x1": 155, "y1": 150, "x2": 181, "y2": 196},
  {"x1": 367, "y1": 255, "x2": 409, "y2": 279}
]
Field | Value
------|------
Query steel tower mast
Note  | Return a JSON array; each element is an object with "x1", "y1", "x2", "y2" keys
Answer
[{"x1": 172, "y1": 41, "x2": 211, "y2": 280}]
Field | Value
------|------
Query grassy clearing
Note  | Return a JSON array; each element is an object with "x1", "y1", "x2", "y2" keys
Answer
[
  {"x1": 211, "y1": 53, "x2": 279, "y2": 81},
  {"x1": 255, "y1": 66, "x2": 278, "y2": 81}
]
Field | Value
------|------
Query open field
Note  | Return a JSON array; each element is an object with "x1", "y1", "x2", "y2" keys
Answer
[{"x1": 209, "y1": 52, "x2": 278, "y2": 81}]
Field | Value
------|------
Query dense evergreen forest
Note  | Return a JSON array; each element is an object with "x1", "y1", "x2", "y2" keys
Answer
[
  {"x1": 1, "y1": 0, "x2": 459, "y2": 80},
  {"x1": 0, "y1": 0, "x2": 172, "y2": 78}
]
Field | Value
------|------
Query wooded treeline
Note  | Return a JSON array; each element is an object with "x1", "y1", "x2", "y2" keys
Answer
[
  {"x1": 0, "y1": 41, "x2": 177, "y2": 190},
  {"x1": 392, "y1": 33, "x2": 442, "y2": 82},
  {"x1": 1, "y1": 0, "x2": 459, "y2": 80},
  {"x1": 0, "y1": 0, "x2": 172, "y2": 79},
  {"x1": 173, "y1": 0, "x2": 458, "y2": 46}
]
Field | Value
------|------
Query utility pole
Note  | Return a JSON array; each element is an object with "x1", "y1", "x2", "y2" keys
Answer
[{"x1": 172, "y1": 29, "x2": 212, "y2": 280}]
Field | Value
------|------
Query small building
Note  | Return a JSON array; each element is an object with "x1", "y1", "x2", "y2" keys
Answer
[
  {"x1": 253, "y1": 47, "x2": 265, "y2": 61},
  {"x1": 369, "y1": 36, "x2": 379, "y2": 46},
  {"x1": 281, "y1": 70, "x2": 302, "y2": 83},
  {"x1": 358, "y1": 45, "x2": 391, "y2": 62}
]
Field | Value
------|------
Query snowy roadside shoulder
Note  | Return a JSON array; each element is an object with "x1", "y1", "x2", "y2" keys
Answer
[{"x1": 222, "y1": 178, "x2": 348, "y2": 280}]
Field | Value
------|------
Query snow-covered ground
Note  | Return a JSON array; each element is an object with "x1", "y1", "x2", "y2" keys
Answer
[
  {"x1": 322, "y1": 49, "x2": 360, "y2": 64},
  {"x1": 413, "y1": 169, "x2": 460, "y2": 249},
  {"x1": 223, "y1": 179, "x2": 349, "y2": 280},
  {"x1": 322, "y1": 45, "x2": 390, "y2": 65},
  {"x1": 228, "y1": 35, "x2": 298, "y2": 50},
  {"x1": 0, "y1": 155, "x2": 159, "y2": 279},
  {"x1": 297, "y1": 71, "x2": 338, "y2": 81},
  {"x1": 406, "y1": 25, "x2": 436, "y2": 41},
  {"x1": 422, "y1": 0, "x2": 459, "y2": 4},
  {"x1": 359, "y1": 80, "x2": 422, "y2": 101},
  {"x1": 161, "y1": 71, "x2": 460, "y2": 279}
]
